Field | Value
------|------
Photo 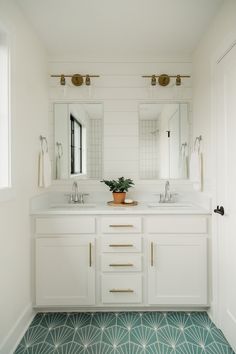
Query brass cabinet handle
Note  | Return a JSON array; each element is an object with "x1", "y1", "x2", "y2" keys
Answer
[
  {"x1": 109, "y1": 244, "x2": 133, "y2": 247},
  {"x1": 109, "y1": 289, "x2": 134, "y2": 293},
  {"x1": 109, "y1": 224, "x2": 134, "y2": 228},
  {"x1": 151, "y1": 242, "x2": 154, "y2": 267},
  {"x1": 89, "y1": 242, "x2": 92, "y2": 267},
  {"x1": 109, "y1": 263, "x2": 134, "y2": 267}
]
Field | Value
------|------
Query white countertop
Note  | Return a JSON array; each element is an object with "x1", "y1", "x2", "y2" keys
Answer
[{"x1": 31, "y1": 202, "x2": 211, "y2": 216}]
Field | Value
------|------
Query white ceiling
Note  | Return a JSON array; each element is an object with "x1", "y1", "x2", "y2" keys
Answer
[{"x1": 16, "y1": 0, "x2": 223, "y2": 59}]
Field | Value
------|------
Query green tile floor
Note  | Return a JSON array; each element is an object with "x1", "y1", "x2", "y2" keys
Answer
[{"x1": 14, "y1": 312, "x2": 235, "y2": 353}]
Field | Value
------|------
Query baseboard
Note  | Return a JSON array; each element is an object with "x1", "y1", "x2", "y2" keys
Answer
[
  {"x1": 0, "y1": 303, "x2": 35, "y2": 354},
  {"x1": 34, "y1": 306, "x2": 209, "y2": 312}
]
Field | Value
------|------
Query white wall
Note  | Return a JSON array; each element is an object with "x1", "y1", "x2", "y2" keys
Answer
[
  {"x1": 49, "y1": 59, "x2": 192, "y2": 193},
  {"x1": 192, "y1": 0, "x2": 236, "y2": 192},
  {"x1": 0, "y1": 1, "x2": 48, "y2": 352}
]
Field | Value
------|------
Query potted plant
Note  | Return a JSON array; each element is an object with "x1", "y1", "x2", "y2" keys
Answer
[{"x1": 101, "y1": 177, "x2": 134, "y2": 204}]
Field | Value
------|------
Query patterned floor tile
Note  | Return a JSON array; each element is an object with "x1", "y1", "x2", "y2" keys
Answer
[
  {"x1": 165, "y1": 312, "x2": 193, "y2": 330},
  {"x1": 116, "y1": 311, "x2": 142, "y2": 330},
  {"x1": 14, "y1": 311, "x2": 235, "y2": 354},
  {"x1": 65, "y1": 312, "x2": 91, "y2": 329},
  {"x1": 184, "y1": 325, "x2": 214, "y2": 348},
  {"x1": 44, "y1": 326, "x2": 75, "y2": 347},
  {"x1": 73, "y1": 325, "x2": 102, "y2": 346},
  {"x1": 142, "y1": 311, "x2": 167, "y2": 330}
]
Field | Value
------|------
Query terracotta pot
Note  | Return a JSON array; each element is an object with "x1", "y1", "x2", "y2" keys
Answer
[{"x1": 112, "y1": 192, "x2": 126, "y2": 204}]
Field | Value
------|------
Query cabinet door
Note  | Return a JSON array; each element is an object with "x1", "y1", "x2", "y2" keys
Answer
[
  {"x1": 36, "y1": 237, "x2": 95, "y2": 306},
  {"x1": 148, "y1": 235, "x2": 207, "y2": 305}
]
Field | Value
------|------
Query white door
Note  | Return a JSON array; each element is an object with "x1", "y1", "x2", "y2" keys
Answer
[
  {"x1": 214, "y1": 42, "x2": 236, "y2": 351},
  {"x1": 148, "y1": 236, "x2": 207, "y2": 305},
  {"x1": 36, "y1": 237, "x2": 95, "y2": 306}
]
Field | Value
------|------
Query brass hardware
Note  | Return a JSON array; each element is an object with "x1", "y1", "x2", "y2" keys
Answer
[
  {"x1": 51, "y1": 73, "x2": 100, "y2": 86},
  {"x1": 71, "y1": 74, "x2": 83, "y2": 86},
  {"x1": 109, "y1": 263, "x2": 134, "y2": 267},
  {"x1": 151, "y1": 242, "x2": 154, "y2": 266},
  {"x1": 85, "y1": 74, "x2": 91, "y2": 86},
  {"x1": 151, "y1": 75, "x2": 157, "y2": 86},
  {"x1": 109, "y1": 224, "x2": 134, "y2": 228},
  {"x1": 158, "y1": 74, "x2": 170, "y2": 86},
  {"x1": 109, "y1": 244, "x2": 133, "y2": 247},
  {"x1": 176, "y1": 74, "x2": 181, "y2": 86},
  {"x1": 109, "y1": 289, "x2": 134, "y2": 293},
  {"x1": 60, "y1": 74, "x2": 66, "y2": 86},
  {"x1": 142, "y1": 74, "x2": 190, "y2": 86},
  {"x1": 89, "y1": 242, "x2": 92, "y2": 267}
]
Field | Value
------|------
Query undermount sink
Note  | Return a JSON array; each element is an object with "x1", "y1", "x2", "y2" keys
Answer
[
  {"x1": 50, "y1": 203, "x2": 96, "y2": 209},
  {"x1": 148, "y1": 202, "x2": 193, "y2": 208}
]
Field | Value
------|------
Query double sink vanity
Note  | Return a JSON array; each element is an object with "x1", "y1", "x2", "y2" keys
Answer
[
  {"x1": 33, "y1": 100, "x2": 210, "y2": 310},
  {"x1": 32, "y1": 189, "x2": 210, "y2": 310}
]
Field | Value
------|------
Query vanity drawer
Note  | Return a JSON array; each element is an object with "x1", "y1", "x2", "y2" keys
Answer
[
  {"x1": 102, "y1": 236, "x2": 142, "y2": 253},
  {"x1": 101, "y1": 274, "x2": 142, "y2": 303},
  {"x1": 35, "y1": 217, "x2": 96, "y2": 235},
  {"x1": 101, "y1": 254, "x2": 142, "y2": 272},
  {"x1": 101, "y1": 217, "x2": 142, "y2": 234},
  {"x1": 147, "y1": 216, "x2": 208, "y2": 234}
]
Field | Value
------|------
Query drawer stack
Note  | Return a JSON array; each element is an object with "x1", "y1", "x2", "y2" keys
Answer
[{"x1": 100, "y1": 217, "x2": 142, "y2": 304}]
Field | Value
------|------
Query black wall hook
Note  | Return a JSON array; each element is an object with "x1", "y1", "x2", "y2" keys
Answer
[{"x1": 214, "y1": 205, "x2": 225, "y2": 216}]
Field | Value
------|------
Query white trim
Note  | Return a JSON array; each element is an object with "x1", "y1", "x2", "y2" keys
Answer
[
  {"x1": 212, "y1": 30, "x2": 236, "y2": 65},
  {"x1": 0, "y1": 24, "x2": 12, "y2": 192},
  {"x1": 48, "y1": 57, "x2": 192, "y2": 64},
  {"x1": 0, "y1": 303, "x2": 35, "y2": 354},
  {"x1": 210, "y1": 32, "x2": 236, "y2": 326},
  {"x1": 216, "y1": 40, "x2": 236, "y2": 64},
  {"x1": 34, "y1": 306, "x2": 208, "y2": 312}
]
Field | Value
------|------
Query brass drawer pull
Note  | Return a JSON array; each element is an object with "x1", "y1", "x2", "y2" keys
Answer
[
  {"x1": 109, "y1": 289, "x2": 134, "y2": 293},
  {"x1": 151, "y1": 242, "x2": 154, "y2": 267},
  {"x1": 89, "y1": 242, "x2": 92, "y2": 267},
  {"x1": 109, "y1": 263, "x2": 134, "y2": 267},
  {"x1": 109, "y1": 224, "x2": 134, "y2": 228},
  {"x1": 109, "y1": 244, "x2": 133, "y2": 247}
]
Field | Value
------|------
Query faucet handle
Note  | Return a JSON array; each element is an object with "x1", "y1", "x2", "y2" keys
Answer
[
  {"x1": 65, "y1": 193, "x2": 73, "y2": 203},
  {"x1": 80, "y1": 193, "x2": 89, "y2": 204},
  {"x1": 170, "y1": 193, "x2": 178, "y2": 203}
]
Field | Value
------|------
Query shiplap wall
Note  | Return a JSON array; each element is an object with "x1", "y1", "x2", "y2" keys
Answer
[{"x1": 49, "y1": 59, "x2": 192, "y2": 184}]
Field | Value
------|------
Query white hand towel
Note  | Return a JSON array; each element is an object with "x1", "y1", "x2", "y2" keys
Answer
[
  {"x1": 38, "y1": 151, "x2": 43, "y2": 187},
  {"x1": 56, "y1": 155, "x2": 61, "y2": 180},
  {"x1": 38, "y1": 151, "x2": 52, "y2": 188},
  {"x1": 190, "y1": 151, "x2": 202, "y2": 191},
  {"x1": 179, "y1": 147, "x2": 188, "y2": 179}
]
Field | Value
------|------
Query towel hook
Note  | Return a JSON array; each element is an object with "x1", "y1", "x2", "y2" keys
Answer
[
  {"x1": 56, "y1": 142, "x2": 63, "y2": 158},
  {"x1": 40, "y1": 135, "x2": 48, "y2": 153},
  {"x1": 180, "y1": 142, "x2": 187, "y2": 154},
  {"x1": 194, "y1": 135, "x2": 202, "y2": 152}
]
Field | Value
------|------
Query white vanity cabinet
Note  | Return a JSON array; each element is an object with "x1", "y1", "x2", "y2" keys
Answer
[
  {"x1": 35, "y1": 216, "x2": 96, "y2": 306},
  {"x1": 100, "y1": 216, "x2": 143, "y2": 304},
  {"x1": 147, "y1": 216, "x2": 208, "y2": 306},
  {"x1": 34, "y1": 212, "x2": 209, "y2": 309}
]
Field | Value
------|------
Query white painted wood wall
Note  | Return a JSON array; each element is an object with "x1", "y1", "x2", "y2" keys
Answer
[{"x1": 49, "y1": 59, "x2": 192, "y2": 181}]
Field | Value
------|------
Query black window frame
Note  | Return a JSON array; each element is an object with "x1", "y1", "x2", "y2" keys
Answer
[{"x1": 70, "y1": 114, "x2": 82, "y2": 174}]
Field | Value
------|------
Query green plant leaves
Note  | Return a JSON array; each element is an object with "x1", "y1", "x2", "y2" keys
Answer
[{"x1": 101, "y1": 177, "x2": 134, "y2": 192}]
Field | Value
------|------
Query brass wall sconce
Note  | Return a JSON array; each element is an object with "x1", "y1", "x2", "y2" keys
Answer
[
  {"x1": 51, "y1": 73, "x2": 100, "y2": 86},
  {"x1": 142, "y1": 74, "x2": 190, "y2": 86}
]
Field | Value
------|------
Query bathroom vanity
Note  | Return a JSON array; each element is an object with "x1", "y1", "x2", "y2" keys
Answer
[{"x1": 32, "y1": 204, "x2": 210, "y2": 310}]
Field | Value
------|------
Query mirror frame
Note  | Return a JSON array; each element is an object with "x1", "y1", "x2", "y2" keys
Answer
[
  {"x1": 53, "y1": 101, "x2": 104, "y2": 181},
  {"x1": 138, "y1": 101, "x2": 192, "y2": 181}
]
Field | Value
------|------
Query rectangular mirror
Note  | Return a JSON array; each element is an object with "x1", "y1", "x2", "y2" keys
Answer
[
  {"x1": 54, "y1": 103, "x2": 103, "y2": 180},
  {"x1": 139, "y1": 103, "x2": 189, "y2": 179}
]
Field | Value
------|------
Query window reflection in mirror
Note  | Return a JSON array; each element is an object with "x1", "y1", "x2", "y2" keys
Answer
[
  {"x1": 54, "y1": 103, "x2": 103, "y2": 180},
  {"x1": 70, "y1": 115, "x2": 82, "y2": 175},
  {"x1": 139, "y1": 103, "x2": 189, "y2": 180}
]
